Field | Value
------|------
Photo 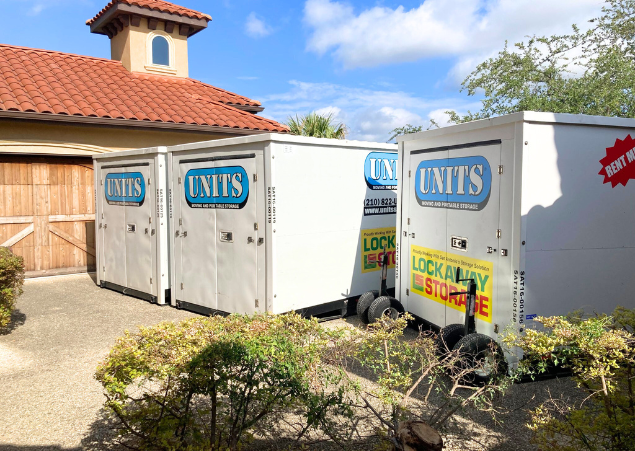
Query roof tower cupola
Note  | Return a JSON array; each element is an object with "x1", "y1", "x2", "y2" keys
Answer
[{"x1": 87, "y1": 0, "x2": 211, "y2": 78}]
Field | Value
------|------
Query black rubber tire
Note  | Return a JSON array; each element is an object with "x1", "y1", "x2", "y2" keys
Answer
[
  {"x1": 368, "y1": 296, "x2": 403, "y2": 323},
  {"x1": 435, "y1": 323, "x2": 465, "y2": 354},
  {"x1": 453, "y1": 333, "x2": 508, "y2": 385},
  {"x1": 357, "y1": 290, "x2": 379, "y2": 324}
]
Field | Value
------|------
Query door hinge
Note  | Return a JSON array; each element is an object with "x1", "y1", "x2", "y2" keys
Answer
[
  {"x1": 496, "y1": 229, "x2": 502, "y2": 239},
  {"x1": 253, "y1": 174, "x2": 258, "y2": 182},
  {"x1": 100, "y1": 179, "x2": 103, "y2": 185},
  {"x1": 408, "y1": 170, "x2": 411, "y2": 177},
  {"x1": 255, "y1": 299, "x2": 259, "y2": 308},
  {"x1": 148, "y1": 178, "x2": 151, "y2": 185},
  {"x1": 178, "y1": 177, "x2": 182, "y2": 184},
  {"x1": 149, "y1": 217, "x2": 152, "y2": 224},
  {"x1": 254, "y1": 223, "x2": 259, "y2": 231},
  {"x1": 406, "y1": 289, "x2": 410, "y2": 296},
  {"x1": 498, "y1": 165, "x2": 504, "y2": 175},
  {"x1": 181, "y1": 282, "x2": 184, "y2": 290},
  {"x1": 150, "y1": 278, "x2": 153, "y2": 285},
  {"x1": 407, "y1": 218, "x2": 411, "y2": 225},
  {"x1": 179, "y1": 218, "x2": 183, "y2": 226}
]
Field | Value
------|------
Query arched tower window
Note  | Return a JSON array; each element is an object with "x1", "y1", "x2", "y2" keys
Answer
[{"x1": 152, "y1": 35, "x2": 170, "y2": 66}]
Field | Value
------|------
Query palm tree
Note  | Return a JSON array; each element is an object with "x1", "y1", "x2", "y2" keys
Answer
[{"x1": 286, "y1": 112, "x2": 347, "y2": 139}]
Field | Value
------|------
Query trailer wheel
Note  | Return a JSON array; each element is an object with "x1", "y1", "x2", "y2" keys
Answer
[
  {"x1": 435, "y1": 323, "x2": 465, "y2": 354},
  {"x1": 357, "y1": 290, "x2": 379, "y2": 324},
  {"x1": 453, "y1": 333, "x2": 508, "y2": 385},
  {"x1": 368, "y1": 296, "x2": 404, "y2": 323}
]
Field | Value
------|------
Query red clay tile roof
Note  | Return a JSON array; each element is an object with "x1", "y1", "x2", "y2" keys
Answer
[
  {"x1": 0, "y1": 44, "x2": 288, "y2": 133},
  {"x1": 87, "y1": 0, "x2": 211, "y2": 25}
]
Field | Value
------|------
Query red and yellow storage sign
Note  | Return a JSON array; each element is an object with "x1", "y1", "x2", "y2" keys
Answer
[
  {"x1": 361, "y1": 227, "x2": 396, "y2": 273},
  {"x1": 410, "y1": 245, "x2": 493, "y2": 323}
]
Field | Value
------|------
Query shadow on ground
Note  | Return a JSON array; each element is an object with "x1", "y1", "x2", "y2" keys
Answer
[{"x1": 0, "y1": 309, "x2": 26, "y2": 335}]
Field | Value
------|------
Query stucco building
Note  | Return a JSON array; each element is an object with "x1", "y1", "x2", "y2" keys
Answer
[{"x1": 0, "y1": 0, "x2": 287, "y2": 276}]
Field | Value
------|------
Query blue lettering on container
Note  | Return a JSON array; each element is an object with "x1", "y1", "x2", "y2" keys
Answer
[
  {"x1": 364, "y1": 152, "x2": 397, "y2": 190},
  {"x1": 185, "y1": 166, "x2": 249, "y2": 209},
  {"x1": 414, "y1": 156, "x2": 492, "y2": 211},
  {"x1": 105, "y1": 172, "x2": 145, "y2": 206}
]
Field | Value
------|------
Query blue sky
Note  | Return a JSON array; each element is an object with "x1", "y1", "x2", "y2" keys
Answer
[{"x1": 0, "y1": 0, "x2": 605, "y2": 141}]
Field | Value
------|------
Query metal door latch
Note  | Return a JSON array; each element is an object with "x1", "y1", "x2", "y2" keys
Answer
[
  {"x1": 487, "y1": 246, "x2": 494, "y2": 254},
  {"x1": 409, "y1": 233, "x2": 416, "y2": 238},
  {"x1": 247, "y1": 237, "x2": 254, "y2": 244},
  {"x1": 145, "y1": 228, "x2": 149, "y2": 234},
  {"x1": 182, "y1": 231, "x2": 187, "y2": 238},
  {"x1": 500, "y1": 249, "x2": 508, "y2": 256},
  {"x1": 258, "y1": 238, "x2": 264, "y2": 245}
]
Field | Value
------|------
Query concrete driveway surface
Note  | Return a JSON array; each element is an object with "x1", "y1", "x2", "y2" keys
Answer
[{"x1": 0, "y1": 273, "x2": 197, "y2": 450}]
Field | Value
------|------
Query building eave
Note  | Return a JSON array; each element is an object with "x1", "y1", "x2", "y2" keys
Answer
[
  {"x1": 89, "y1": 3, "x2": 210, "y2": 37},
  {"x1": 0, "y1": 110, "x2": 285, "y2": 135}
]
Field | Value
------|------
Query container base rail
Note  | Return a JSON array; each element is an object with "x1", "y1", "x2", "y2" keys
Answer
[{"x1": 99, "y1": 280, "x2": 162, "y2": 304}]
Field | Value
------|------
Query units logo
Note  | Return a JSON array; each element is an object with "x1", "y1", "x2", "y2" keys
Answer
[
  {"x1": 185, "y1": 165, "x2": 249, "y2": 209},
  {"x1": 410, "y1": 245, "x2": 493, "y2": 323},
  {"x1": 105, "y1": 172, "x2": 145, "y2": 206},
  {"x1": 414, "y1": 156, "x2": 492, "y2": 211},
  {"x1": 365, "y1": 152, "x2": 397, "y2": 190}
]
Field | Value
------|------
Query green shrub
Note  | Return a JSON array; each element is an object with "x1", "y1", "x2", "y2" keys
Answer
[
  {"x1": 96, "y1": 313, "x2": 349, "y2": 451},
  {"x1": 503, "y1": 308, "x2": 635, "y2": 451},
  {"x1": 0, "y1": 247, "x2": 25, "y2": 328}
]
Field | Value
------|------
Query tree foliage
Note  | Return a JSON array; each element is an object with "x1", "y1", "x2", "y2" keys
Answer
[
  {"x1": 450, "y1": 0, "x2": 635, "y2": 123},
  {"x1": 503, "y1": 307, "x2": 635, "y2": 450},
  {"x1": 0, "y1": 247, "x2": 25, "y2": 328},
  {"x1": 286, "y1": 112, "x2": 348, "y2": 139},
  {"x1": 388, "y1": 120, "x2": 439, "y2": 142}
]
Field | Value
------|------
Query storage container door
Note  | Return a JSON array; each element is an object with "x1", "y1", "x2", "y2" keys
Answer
[
  {"x1": 177, "y1": 160, "x2": 219, "y2": 310},
  {"x1": 123, "y1": 164, "x2": 154, "y2": 295},
  {"x1": 444, "y1": 143, "x2": 501, "y2": 335},
  {"x1": 405, "y1": 141, "x2": 501, "y2": 331},
  {"x1": 215, "y1": 158, "x2": 258, "y2": 314},
  {"x1": 404, "y1": 149, "x2": 449, "y2": 327},
  {"x1": 176, "y1": 155, "x2": 258, "y2": 313},
  {"x1": 100, "y1": 166, "x2": 147, "y2": 288}
]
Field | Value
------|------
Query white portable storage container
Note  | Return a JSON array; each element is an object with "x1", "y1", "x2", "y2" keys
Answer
[
  {"x1": 168, "y1": 134, "x2": 397, "y2": 316},
  {"x1": 93, "y1": 147, "x2": 170, "y2": 304},
  {"x1": 397, "y1": 112, "x2": 635, "y2": 362}
]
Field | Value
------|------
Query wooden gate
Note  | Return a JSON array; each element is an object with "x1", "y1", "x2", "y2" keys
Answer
[{"x1": 0, "y1": 156, "x2": 96, "y2": 276}]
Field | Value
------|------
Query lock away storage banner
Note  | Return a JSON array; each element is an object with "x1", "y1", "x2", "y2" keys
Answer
[
  {"x1": 361, "y1": 227, "x2": 396, "y2": 273},
  {"x1": 410, "y1": 245, "x2": 493, "y2": 323}
]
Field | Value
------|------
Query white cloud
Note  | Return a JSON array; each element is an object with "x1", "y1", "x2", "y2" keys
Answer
[
  {"x1": 245, "y1": 12, "x2": 272, "y2": 38},
  {"x1": 260, "y1": 80, "x2": 478, "y2": 142},
  {"x1": 303, "y1": 0, "x2": 603, "y2": 71}
]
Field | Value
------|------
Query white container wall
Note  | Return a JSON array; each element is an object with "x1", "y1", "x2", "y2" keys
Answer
[
  {"x1": 168, "y1": 134, "x2": 397, "y2": 316},
  {"x1": 93, "y1": 147, "x2": 170, "y2": 304},
  {"x1": 397, "y1": 112, "x2": 635, "y2": 361}
]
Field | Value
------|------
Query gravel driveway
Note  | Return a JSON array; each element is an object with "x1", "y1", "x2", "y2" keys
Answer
[{"x1": 0, "y1": 274, "x2": 580, "y2": 450}]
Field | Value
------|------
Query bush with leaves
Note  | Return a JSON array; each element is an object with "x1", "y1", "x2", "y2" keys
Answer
[
  {"x1": 503, "y1": 307, "x2": 635, "y2": 451},
  {"x1": 96, "y1": 313, "x2": 350, "y2": 451},
  {"x1": 0, "y1": 247, "x2": 25, "y2": 328},
  {"x1": 325, "y1": 314, "x2": 512, "y2": 450}
]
